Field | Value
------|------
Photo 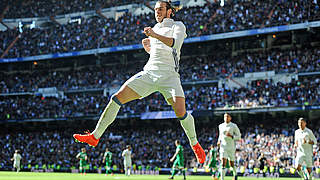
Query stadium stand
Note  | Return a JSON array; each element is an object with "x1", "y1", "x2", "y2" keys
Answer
[
  {"x1": 3, "y1": 0, "x2": 146, "y2": 18},
  {"x1": 0, "y1": 0, "x2": 320, "y2": 178},
  {"x1": 1, "y1": 118, "x2": 319, "y2": 173},
  {"x1": 1, "y1": 0, "x2": 320, "y2": 58}
]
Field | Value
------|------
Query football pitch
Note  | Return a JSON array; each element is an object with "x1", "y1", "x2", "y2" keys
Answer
[{"x1": 0, "y1": 172, "x2": 304, "y2": 180}]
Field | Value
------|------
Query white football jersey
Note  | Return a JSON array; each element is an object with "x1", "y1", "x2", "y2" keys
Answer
[
  {"x1": 144, "y1": 18, "x2": 187, "y2": 73},
  {"x1": 295, "y1": 127, "x2": 317, "y2": 156},
  {"x1": 218, "y1": 122, "x2": 241, "y2": 150},
  {"x1": 122, "y1": 149, "x2": 132, "y2": 163},
  {"x1": 13, "y1": 153, "x2": 22, "y2": 163}
]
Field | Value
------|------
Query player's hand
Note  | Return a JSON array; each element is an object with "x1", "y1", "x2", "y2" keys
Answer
[
  {"x1": 170, "y1": 158, "x2": 174, "y2": 162},
  {"x1": 142, "y1": 38, "x2": 150, "y2": 47},
  {"x1": 308, "y1": 140, "x2": 314, "y2": 145},
  {"x1": 303, "y1": 138, "x2": 307, "y2": 144},
  {"x1": 102, "y1": 160, "x2": 105, "y2": 163},
  {"x1": 143, "y1": 27, "x2": 156, "y2": 37},
  {"x1": 217, "y1": 142, "x2": 220, "y2": 147},
  {"x1": 226, "y1": 132, "x2": 233, "y2": 138}
]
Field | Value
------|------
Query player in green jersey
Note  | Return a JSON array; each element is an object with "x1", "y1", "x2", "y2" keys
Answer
[
  {"x1": 169, "y1": 140, "x2": 186, "y2": 180},
  {"x1": 103, "y1": 148, "x2": 113, "y2": 175},
  {"x1": 76, "y1": 148, "x2": 88, "y2": 175},
  {"x1": 206, "y1": 145, "x2": 218, "y2": 180}
]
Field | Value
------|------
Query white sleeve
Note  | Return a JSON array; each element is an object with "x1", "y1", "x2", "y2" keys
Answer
[
  {"x1": 122, "y1": 150, "x2": 125, "y2": 157},
  {"x1": 172, "y1": 22, "x2": 187, "y2": 49},
  {"x1": 309, "y1": 129, "x2": 317, "y2": 144},
  {"x1": 294, "y1": 130, "x2": 298, "y2": 143},
  {"x1": 233, "y1": 124, "x2": 241, "y2": 141},
  {"x1": 217, "y1": 125, "x2": 222, "y2": 143}
]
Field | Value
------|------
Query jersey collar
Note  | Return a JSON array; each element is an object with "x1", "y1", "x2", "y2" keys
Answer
[{"x1": 158, "y1": 18, "x2": 174, "y2": 28}]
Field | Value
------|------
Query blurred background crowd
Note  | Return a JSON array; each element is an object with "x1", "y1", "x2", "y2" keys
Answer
[
  {"x1": 1, "y1": 0, "x2": 320, "y2": 58},
  {"x1": 1, "y1": 121, "x2": 319, "y2": 172}
]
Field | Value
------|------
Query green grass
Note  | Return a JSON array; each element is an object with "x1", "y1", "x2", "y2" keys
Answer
[{"x1": 0, "y1": 171, "x2": 303, "y2": 180}]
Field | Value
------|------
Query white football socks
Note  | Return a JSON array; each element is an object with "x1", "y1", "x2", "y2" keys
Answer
[
  {"x1": 304, "y1": 169, "x2": 312, "y2": 180},
  {"x1": 232, "y1": 166, "x2": 237, "y2": 177},
  {"x1": 220, "y1": 167, "x2": 226, "y2": 180},
  {"x1": 92, "y1": 97, "x2": 121, "y2": 139},
  {"x1": 179, "y1": 113, "x2": 198, "y2": 146}
]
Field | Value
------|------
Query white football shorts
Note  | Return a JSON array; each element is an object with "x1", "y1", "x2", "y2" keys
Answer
[
  {"x1": 122, "y1": 70, "x2": 185, "y2": 101},
  {"x1": 124, "y1": 160, "x2": 132, "y2": 169},
  {"x1": 295, "y1": 154, "x2": 313, "y2": 168},
  {"x1": 220, "y1": 147, "x2": 236, "y2": 162}
]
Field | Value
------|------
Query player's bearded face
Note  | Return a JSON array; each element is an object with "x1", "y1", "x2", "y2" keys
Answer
[
  {"x1": 224, "y1": 114, "x2": 231, "y2": 123},
  {"x1": 154, "y1": 2, "x2": 170, "y2": 23},
  {"x1": 298, "y1": 120, "x2": 306, "y2": 129}
]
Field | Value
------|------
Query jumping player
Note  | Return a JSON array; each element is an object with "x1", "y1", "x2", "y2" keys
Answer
[{"x1": 73, "y1": 0, "x2": 205, "y2": 164}]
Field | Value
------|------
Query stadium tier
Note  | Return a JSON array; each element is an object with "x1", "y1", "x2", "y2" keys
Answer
[
  {"x1": 0, "y1": 0, "x2": 320, "y2": 179},
  {"x1": 1, "y1": 0, "x2": 320, "y2": 58}
]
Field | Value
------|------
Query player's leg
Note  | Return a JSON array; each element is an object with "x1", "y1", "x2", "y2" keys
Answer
[
  {"x1": 209, "y1": 167, "x2": 213, "y2": 176},
  {"x1": 296, "y1": 164, "x2": 305, "y2": 179},
  {"x1": 296, "y1": 155, "x2": 307, "y2": 179},
  {"x1": 73, "y1": 71, "x2": 152, "y2": 146},
  {"x1": 109, "y1": 162, "x2": 113, "y2": 175},
  {"x1": 13, "y1": 164, "x2": 17, "y2": 172},
  {"x1": 169, "y1": 97, "x2": 197, "y2": 145},
  {"x1": 306, "y1": 167, "x2": 312, "y2": 180},
  {"x1": 179, "y1": 167, "x2": 186, "y2": 180},
  {"x1": 219, "y1": 156, "x2": 228, "y2": 180},
  {"x1": 93, "y1": 86, "x2": 140, "y2": 138},
  {"x1": 160, "y1": 74, "x2": 205, "y2": 163},
  {"x1": 106, "y1": 162, "x2": 109, "y2": 175},
  {"x1": 170, "y1": 159, "x2": 179, "y2": 178},
  {"x1": 83, "y1": 163, "x2": 86, "y2": 175},
  {"x1": 212, "y1": 167, "x2": 218, "y2": 180},
  {"x1": 79, "y1": 165, "x2": 83, "y2": 174},
  {"x1": 127, "y1": 164, "x2": 131, "y2": 176},
  {"x1": 16, "y1": 163, "x2": 20, "y2": 172},
  {"x1": 166, "y1": 96, "x2": 205, "y2": 163},
  {"x1": 229, "y1": 160, "x2": 237, "y2": 180},
  {"x1": 124, "y1": 163, "x2": 128, "y2": 176},
  {"x1": 179, "y1": 160, "x2": 186, "y2": 179},
  {"x1": 73, "y1": 86, "x2": 140, "y2": 146},
  {"x1": 305, "y1": 156, "x2": 314, "y2": 180},
  {"x1": 228, "y1": 149, "x2": 237, "y2": 180},
  {"x1": 209, "y1": 161, "x2": 218, "y2": 180}
]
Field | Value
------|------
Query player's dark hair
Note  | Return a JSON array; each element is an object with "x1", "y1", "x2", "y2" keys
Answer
[
  {"x1": 175, "y1": 140, "x2": 180, "y2": 144},
  {"x1": 157, "y1": 0, "x2": 181, "y2": 18},
  {"x1": 298, "y1": 117, "x2": 306, "y2": 122}
]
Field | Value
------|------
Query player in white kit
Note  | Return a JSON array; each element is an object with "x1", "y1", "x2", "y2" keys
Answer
[
  {"x1": 11, "y1": 150, "x2": 22, "y2": 172},
  {"x1": 122, "y1": 145, "x2": 132, "y2": 176},
  {"x1": 294, "y1": 118, "x2": 317, "y2": 180},
  {"x1": 73, "y1": 0, "x2": 205, "y2": 164},
  {"x1": 217, "y1": 113, "x2": 241, "y2": 180}
]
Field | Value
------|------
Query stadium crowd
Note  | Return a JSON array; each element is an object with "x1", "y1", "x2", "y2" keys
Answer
[
  {"x1": 1, "y1": 0, "x2": 319, "y2": 58},
  {"x1": 3, "y1": 0, "x2": 146, "y2": 18},
  {"x1": 1, "y1": 124, "x2": 320, "y2": 173},
  {"x1": 1, "y1": 74, "x2": 319, "y2": 120},
  {"x1": 1, "y1": 0, "x2": 320, "y2": 176},
  {"x1": 1, "y1": 47, "x2": 320, "y2": 93}
]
